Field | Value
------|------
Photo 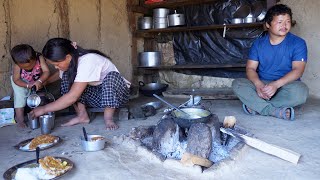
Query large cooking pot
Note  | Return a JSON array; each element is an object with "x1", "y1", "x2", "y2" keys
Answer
[
  {"x1": 172, "y1": 108, "x2": 212, "y2": 128},
  {"x1": 138, "y1": 51, "x2": 162, "y2": 67},
  {"x1": 139, "y1": 81, "x2": 168, "y2": 97}
]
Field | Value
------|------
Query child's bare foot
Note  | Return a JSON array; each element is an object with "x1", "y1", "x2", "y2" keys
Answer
[
  {"x1": 17, "y1": 122, "x2": 27, "y2": 128},
  {"x1": 105, "y1": 120, "x2": 118, "y2": 130}
]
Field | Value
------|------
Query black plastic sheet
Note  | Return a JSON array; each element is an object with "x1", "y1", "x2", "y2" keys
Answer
[{"x1": 172, "y1": 0, "x2": 266, "y2": 78}]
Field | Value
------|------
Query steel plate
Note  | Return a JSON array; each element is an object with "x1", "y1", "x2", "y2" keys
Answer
[
  {"x1": 13, "y1": 136, "x2": 61, "y2": 152},
  {"x1": 3, "y1": 157, "x2": 74, "y2": 180}
]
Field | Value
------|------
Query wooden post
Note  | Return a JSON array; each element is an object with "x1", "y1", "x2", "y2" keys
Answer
[{"x1": 127, "y1": 0, "x2": 139, "y2": 76}]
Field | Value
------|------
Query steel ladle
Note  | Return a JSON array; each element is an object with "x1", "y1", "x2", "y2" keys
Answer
[{"x1": 153, "y1": 94, "x2": 201, "y2": 119}]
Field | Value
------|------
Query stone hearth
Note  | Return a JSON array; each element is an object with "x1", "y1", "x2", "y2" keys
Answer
[{"x1": 121, "y1": 112, "x2": 249, "y2": 172}]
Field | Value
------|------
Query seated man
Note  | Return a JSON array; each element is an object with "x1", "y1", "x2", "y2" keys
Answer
[{"x1": 232, "y1": 4, "x2": 309, "y2": 120}]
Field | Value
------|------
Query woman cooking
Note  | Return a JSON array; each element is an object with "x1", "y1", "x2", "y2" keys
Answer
[{"x1": 30, "y1": 38, "x2": 130, "y2": 130}]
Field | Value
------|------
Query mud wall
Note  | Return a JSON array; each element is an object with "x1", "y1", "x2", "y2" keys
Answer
[
  {"x1": 0, "y1": 0, "x2": 132, "y2": 98},
  {"x1": 281, "y1": 0, "x2": 320, "y2": 98}
]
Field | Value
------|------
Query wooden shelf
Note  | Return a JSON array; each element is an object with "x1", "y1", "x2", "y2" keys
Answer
[
  {"x1": 133, "y1": 22, "x2": 264, "y2": 37},
  {"x1": 137, "y1": 64, "x2": 246, "y2": 70},
  {"x1": 128, "y1": 0, "x2": 277, "y2": 79},
  {"x1": 131, "y1": 0, "x2": 279, "y2": 12},
  {"x1": 144, "y1": 0, "x2": 219, "y2": 8}
]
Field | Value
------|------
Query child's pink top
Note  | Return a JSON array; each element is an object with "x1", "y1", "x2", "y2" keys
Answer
[{"x1": 20, "y1": 57, "x2": 42, "y2": 83}]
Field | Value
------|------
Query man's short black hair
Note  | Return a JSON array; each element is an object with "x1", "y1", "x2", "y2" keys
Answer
[{"x1": 265, "y1": 4, "x2": 292, "y2": 25}]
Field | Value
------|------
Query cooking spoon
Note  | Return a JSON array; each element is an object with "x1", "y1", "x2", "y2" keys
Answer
[
  {"x1": 83, "y1": 127, "x2": 88, "y2": 141},
  {"x1": 153, "y1": 94, "x2": 201, "y2": 119},
  {"x1": 36, "y1": 147, "x2": 40, "y2": 164}
]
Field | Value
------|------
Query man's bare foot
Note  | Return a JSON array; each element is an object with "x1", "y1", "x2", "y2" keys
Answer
[
  {"x1": 105, "y1": 120, "x2": 119, "y2": 130},
  {"x1": 61, "y1": 116, "x2": 90, "y2": 127}
]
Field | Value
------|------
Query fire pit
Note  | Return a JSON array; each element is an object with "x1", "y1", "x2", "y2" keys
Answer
[{"x1": 127, "y1": 112, "x2": 249, "y2": 171}]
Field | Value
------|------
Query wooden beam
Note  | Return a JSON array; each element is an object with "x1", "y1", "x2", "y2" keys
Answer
[
  {"x1": 143, "y1": 0, "x2": 220, "y2": 9},
  {"x1": 133, "y1": 22, "x2": 264, "y2": 37},
  {"x1": 128, "y1": 5, "x2": 150, "y2": 14},
  {"x1": 137, "y1": 64, "x2": 246, "y2": 70},
  {"x1": 220, "y1": 128, "x2": 301, "y2": 164}
]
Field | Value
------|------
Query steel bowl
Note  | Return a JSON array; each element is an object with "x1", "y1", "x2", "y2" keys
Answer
[
  {"x1": 81, "y1": 135, "x2": 106, "y2": 152},
  {"x1": 243, "y1": 17, "x2": 256, "y2": 23},
  {"x1": 141, "y1": 101, "x2": 163, "y2": 110},
  {"x1": 231, "y1": 18, "x2": 244, "y2": 24}
]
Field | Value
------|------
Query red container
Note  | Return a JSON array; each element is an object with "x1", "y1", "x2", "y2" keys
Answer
[{"x1": 145, "y1": 0, "x2": 164, "y2": 4}]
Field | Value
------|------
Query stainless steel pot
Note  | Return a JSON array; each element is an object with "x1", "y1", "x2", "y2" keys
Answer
[
  {"x1": 153, "y1": 8, "x2": 169, "y2": 18},
  {"x1": 138, "y1": 51, "x2": 162, "y2": 67},
  {"x1": 153, "y1": 17, "x2": 168, "y2": 29},
  {"x1": 168, "y1": 11, "x2": 185, "y2": 26},
  {"x1": 81, "y1": 135, "x2": 106, "y2": 151},
  {"x1": 27, "y1": 93, "x2": 42, "y2": 108},
  {"x1": 153, "y1": 17, "x2": 168, "y2": 24},
  {"x1": 26, "y1": 86, "x2": 55, "y2": 108},
  {"x1": 172, "y1": 108, "x2": 212, "y2": 128},
  {"x1": 138, "y1": 16, "x2": 153, "y2": 30}
]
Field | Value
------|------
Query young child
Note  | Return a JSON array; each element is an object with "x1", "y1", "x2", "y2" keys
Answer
[{"x1": 10, "y1": 44, "x2": 50, "y2": 128}]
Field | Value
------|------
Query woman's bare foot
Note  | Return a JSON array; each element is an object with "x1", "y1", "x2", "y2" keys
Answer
[
  {"x1": 104, "y1": 107, "x2": 117, "y2": 130},
  {"x1": 105, "y1": 120, "x2": 119, "y2": 130},
  {"x1": 61, "y1": 116, "x2": 90, "y2": 126},
  {"x1": 61, "y1": 102, "x2": 90, "y2": 126}
]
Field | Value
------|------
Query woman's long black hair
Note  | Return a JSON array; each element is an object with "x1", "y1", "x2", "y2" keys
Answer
[{"x1": 42, "y1": 38, "x2": 109, "y2": 86}]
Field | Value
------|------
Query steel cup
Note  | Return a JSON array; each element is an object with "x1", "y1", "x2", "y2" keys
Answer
[
  {"x1": 39, "y1": 115, "x2": 52, "y2": 134},
  {"x1": 27, "y1": 113, "x2": 39, "y2": 130},
  {"x1": 46, "y1": 112, "x2": 55, "y2": 130}
]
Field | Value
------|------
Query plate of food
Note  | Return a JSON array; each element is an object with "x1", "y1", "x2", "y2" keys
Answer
[
  {"x1": 14, "y1": 134, "x2": 61, "y2": 152},
  {"x1": 3, "y1": 156, "x2": 74, "y2": 180}
]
